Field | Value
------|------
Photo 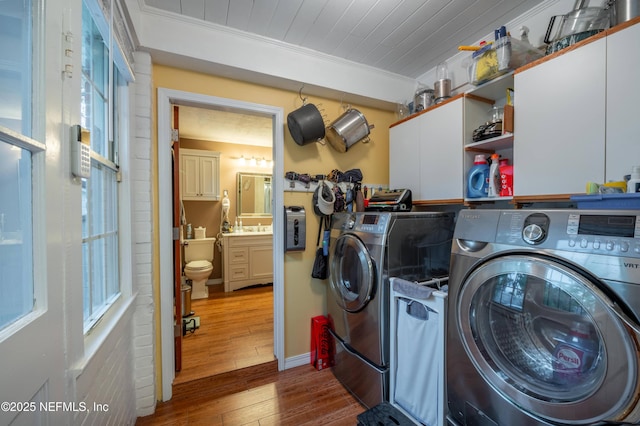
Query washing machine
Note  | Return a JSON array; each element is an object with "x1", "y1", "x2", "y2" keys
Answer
[
  {"x1": 447, "y1": 209, "x2": 640, "y2": 426},
  {"x1": 326, "y1": 211, "x2": 455, "y2": 409}
]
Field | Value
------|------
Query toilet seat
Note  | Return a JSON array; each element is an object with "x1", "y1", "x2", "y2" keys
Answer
[{"x1": 185, "y1": 260, "x2": 212, "y2": 271}]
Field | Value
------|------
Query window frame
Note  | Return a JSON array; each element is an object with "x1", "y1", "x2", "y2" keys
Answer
[{"x1": 80, "y1": 0, "x2": 133, "y2": 334}]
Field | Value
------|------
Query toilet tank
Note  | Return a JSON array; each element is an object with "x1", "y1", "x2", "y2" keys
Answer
[{"x1": 184, "y1": 238, "x2": 215, "y2": 263}]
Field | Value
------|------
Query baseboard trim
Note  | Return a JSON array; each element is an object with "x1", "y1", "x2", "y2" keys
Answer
[{"x1": 283, "y1": 352, "x2": 310, "y2": 370}]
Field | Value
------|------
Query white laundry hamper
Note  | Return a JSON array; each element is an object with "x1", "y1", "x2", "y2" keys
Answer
[{"x1": 389, "y1": 277, "x2": 448, "y2": 426}]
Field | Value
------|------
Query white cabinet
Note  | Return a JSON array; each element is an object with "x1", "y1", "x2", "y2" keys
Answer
[
  {"x1": 389, "y1": 97, "x2": 464, "y2": 202},
  {"x1": 606, "y1": 22, "x2": 640, "y2": 182},
  {"x1": 514, "y1": 37, "x2": 606, "y2": 197},
  {"x1": 222, "y1": 234, "x2": 273, "y2": 292},
  {"x1": 180, "y1": 148, "x2": 220, "y2": 201}
]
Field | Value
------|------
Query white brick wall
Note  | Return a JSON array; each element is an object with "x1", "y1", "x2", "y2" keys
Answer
[
  {"x1": 73, "y1": 307, "x2": 136, "y2": 426},
  {"x1": 130, "y1": 51, "x2": 157, "y2": 417}
]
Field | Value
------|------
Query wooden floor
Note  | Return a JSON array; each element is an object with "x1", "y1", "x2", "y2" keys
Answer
[
  {"x1": 136, "y1": 362, "x2": 364, "y2": 425},
  {"x1": 136, "y1": 284, "x2": 365, "y2": 425},
  {"x1": 175, "y1": 284, "x2": 276, "y2": 384}
]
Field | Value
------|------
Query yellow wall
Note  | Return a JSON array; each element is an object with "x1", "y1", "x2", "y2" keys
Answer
[{"x1": 151, "y1": 64, "x2": 396, "y2": 377}]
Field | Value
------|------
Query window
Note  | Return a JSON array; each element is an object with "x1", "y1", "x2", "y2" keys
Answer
[
  {"x1": 81, "y1": 1, "x2": 124, "y2": 331},
  {"x1": 0, "y1": 0, "x2": 41, "y2": 332}
]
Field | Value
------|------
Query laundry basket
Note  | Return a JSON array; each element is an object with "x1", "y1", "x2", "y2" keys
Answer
[{"x1": 389, "y1": 277, "x2": 448, "y2": 426}]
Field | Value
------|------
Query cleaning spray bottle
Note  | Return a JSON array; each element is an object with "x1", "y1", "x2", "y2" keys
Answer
[{"x1": 488, "y1": 153, "x2": 501, "y2": 197}]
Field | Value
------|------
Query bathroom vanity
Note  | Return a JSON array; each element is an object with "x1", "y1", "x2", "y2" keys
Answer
[{"x1": 222, "y1": 232, "x2": 273, "y2": 292}]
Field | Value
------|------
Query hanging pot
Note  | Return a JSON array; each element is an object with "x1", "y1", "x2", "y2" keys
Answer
[
  {"x1": 287, "y1": 103, "x2": 326, "y2": 146},
  {"x1": 325, "y1": 108, "x2": 374, "y2": 153}
]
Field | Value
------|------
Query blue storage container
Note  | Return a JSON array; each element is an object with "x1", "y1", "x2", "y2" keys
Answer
[{"x1": 570, "y1": 193, "x2": 640, "y2": 210}]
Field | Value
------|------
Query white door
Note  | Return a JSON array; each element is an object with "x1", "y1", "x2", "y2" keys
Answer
[
  {"x1": 514, "y1": 37, "x2": 606, "y2": 196},
  {"x1": 0, "y1": 0, "x2": 66, "y2": 422}
]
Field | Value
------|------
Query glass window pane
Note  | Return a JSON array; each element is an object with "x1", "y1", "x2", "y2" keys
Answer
[
  {"x1": 91, "y1": 238, "x2": 105, "y2": 312},
  {"x1": 0, "y1": 0, "x2": 33, "y2": 136},
  {"x1": 90, "y1": 164, "x2": 104, "y2": 236},
  {"x1": 0, "y1": 141, "x2": 34, "y2": 330},
  {"x1": 82, "y1": 241, "x2": 90, "y2": 319}
]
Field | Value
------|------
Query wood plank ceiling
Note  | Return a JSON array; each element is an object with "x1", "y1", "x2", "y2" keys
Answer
[{"x1": 144, "y1": 0, "x2": 547, "y2": 79}]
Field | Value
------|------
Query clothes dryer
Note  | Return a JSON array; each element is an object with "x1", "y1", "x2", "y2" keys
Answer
[
  {"x1": 327, "y1": 211, "x2": 455, "y2": 409},
  {"x1": 447, "y1": 209, "x2": 640, "y2": 426}
]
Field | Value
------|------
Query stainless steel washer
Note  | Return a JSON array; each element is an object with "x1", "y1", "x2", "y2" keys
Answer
[
  {"x1": 447, "y1": 209, "x2": 640, "y2": 426},
  {"x1": 327, "y1": 211, "x2": 455, "y2": 409}
]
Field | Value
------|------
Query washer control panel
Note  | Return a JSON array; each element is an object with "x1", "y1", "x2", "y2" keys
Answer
[
  {"x1": 496, "y1": 210, "x2": 640, "y2": 258},
  {"x1": 566, "y1": 213, "x2": 640, "y2": 255}
]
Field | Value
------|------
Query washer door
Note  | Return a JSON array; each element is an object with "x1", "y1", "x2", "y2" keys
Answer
[
  {"x1": 329, "y1": 233, "x2": 376, "y2": 313},
  {"x1": 457, "y1": 254, "x2": 640, "y2": 424}
]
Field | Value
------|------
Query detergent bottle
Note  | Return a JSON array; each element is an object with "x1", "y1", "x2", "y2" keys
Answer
[
  {"x1": 466, "y1": 155, "x2": 490, "y2": 198},
  {"x1": 487, "y1": 153, "x2": 501, "y2": 197},
  {"x1": 552, "y1": 320, "x2": 598, "y2": 386}
]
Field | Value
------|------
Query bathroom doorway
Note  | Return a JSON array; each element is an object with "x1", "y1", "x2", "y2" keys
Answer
[
  {"x1": 157, "y1": 88, "x2": 285, "y2": 400},
  {"x1": 175, "y1": 104, "x2": 275, "y2": 384}
]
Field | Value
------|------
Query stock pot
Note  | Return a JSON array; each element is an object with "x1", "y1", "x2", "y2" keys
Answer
[{"x1": 325, "y1": 108, "x2": 374, "y2": 153}]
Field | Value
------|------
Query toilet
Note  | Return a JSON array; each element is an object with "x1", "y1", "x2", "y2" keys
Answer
[{"x1": 183, "y1": 237, "x2": 216, "y2": 300}]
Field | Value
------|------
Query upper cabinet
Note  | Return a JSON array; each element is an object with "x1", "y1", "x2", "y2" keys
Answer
[
  {"x1": 514, "y1": 36, "x2": 606, "y2": 198},
  {"x1": 389, "y1": 96, "x2": 464, "y2": 203},
  {"x1": 606, "y1": 22, "x2": 640, "y2": 183},
  {"x1": 180, "y1": 148, "x2": 221, "y2": 201}
]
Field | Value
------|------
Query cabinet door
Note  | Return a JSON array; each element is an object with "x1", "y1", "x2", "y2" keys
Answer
[
  {"x1": 606, "y1": 22, "x2": 640, "y2": 182},
  {"x1": 390, "y1": 116, "x2": 422, "y2": 195},
  {"x1": 249, "y1": 246, "x2": 273, "y2": 281},
  {"x1": 418, "y1": 99, "x2": 463, "y2": 200},
  {"x1": 514, "y1": 38, "x2": 606, "y2": 196},
  {"x1": 181, "y1": 154, "x2": 200, "y2": 199},
  {"x1": 199, "y1": 155, "x2": 220, "y2": 200}
]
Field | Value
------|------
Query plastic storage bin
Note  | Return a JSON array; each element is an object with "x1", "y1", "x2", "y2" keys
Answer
[
  {"x1": 389, "y1": 277, "x2": 448, "y2": 426},
  {"x1": 570, "y1": 193, "x2": 640, "y2": 209},
  {"x1": 466, "y1": 36, "x2": 544, "y2": 86}
]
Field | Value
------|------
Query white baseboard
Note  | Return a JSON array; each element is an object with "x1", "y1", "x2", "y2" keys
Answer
[{"x1": 283, "y1": 352, "x2": 310, "y2": 370}]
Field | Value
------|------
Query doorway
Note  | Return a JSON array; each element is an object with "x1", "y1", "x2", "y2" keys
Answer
[
  {"x1": 174, "y1": 104, "x2": 275, "y2": 384},
  {"x1": 157, "y1": 88, "x2": 285, "y2": 401}
]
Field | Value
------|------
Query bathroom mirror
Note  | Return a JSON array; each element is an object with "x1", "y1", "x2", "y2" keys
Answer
[{"x1": 237, "y1": 172, "x2": 272, "y2": 217}]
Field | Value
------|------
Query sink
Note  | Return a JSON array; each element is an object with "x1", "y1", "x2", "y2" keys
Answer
[{"x1": 228, "y1": 230, "x2": 272, "y2": 236}]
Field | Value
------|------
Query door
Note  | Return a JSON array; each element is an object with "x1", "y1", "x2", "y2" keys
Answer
[
  {"x1": 329, "y1": 233, "x2": 376, "y2": 313},
  {"x1": 456, "y1": 253, "x2": 640, "y2": 424},
  {"x1": 172, "y1": 105, "x2": 183, "y2": 371}
]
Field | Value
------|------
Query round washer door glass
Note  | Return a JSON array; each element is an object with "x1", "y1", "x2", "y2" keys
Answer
[
  {"x1": 457, "y1": 254, "x2": 639, "y2": 424},
  {"x1": 329, "y1": 233, "x2": 375, "y2": 313}
]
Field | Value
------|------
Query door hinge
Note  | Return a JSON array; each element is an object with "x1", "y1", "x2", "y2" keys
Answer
[
  {"x1": 173, "y1": 227, "x2": 180, "y2": 241},
  {"x1": 116, "y1": 171, "x2": 122, "y2": 182},
  {"x1": 171, "y1": 129, "x2": 179, "y2": 142},
  {"x1": 174, "y1": 322, "x2": 181, "y2": 337}
]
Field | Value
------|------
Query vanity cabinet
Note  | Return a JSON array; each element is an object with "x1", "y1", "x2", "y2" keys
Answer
[
  {"x1": 222, "y1": 234, "x2": 273, "y2": 292},
  {"x1": 514, "y1": 37, "x2": 606, "y2": 197},
  {"x1": 389, "y1": 96, "x2": 464, "y2": 202},
  {"x1": 180, "y1": 148, "x2": 220, "y2": 201}
]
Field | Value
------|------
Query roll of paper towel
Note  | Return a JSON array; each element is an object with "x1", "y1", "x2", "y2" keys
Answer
[{"x1": 195, "y1": 227, "x2": 206, "y2": 239}]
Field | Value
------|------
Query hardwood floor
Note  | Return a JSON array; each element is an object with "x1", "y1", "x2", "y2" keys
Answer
[
  {"x1": 175, "y1": 284, "x2": 276, "y2": 384},
  {"x1": 136, "y1": 284, "x2": 365, "y2": 425},
  {"x1": 136, "y1": 362, "x2": 364, "y2": 425}
]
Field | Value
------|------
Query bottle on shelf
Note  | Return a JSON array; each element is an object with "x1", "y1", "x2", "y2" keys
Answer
[
  {"x1": 488, "y1": 153, "x2": 501, "y2": 197},
  {"x1": 499, "y1": 158, "x2": 513, "y2": 197},
  {"x1": 466, "y1": 154, "x2": 490, "y2": 198}
]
